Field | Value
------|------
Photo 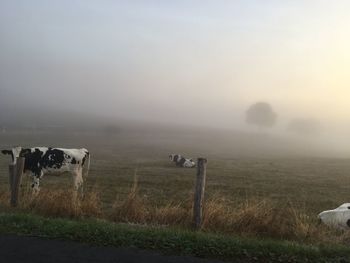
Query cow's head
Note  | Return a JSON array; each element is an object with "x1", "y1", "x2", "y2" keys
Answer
[
  {"x1": 169, "y1": 154, "x2": 181, "y2": 162},
  {"x1": 318, "y1": 203, "x2": 350, "y2": 230},
  {"x1": 1, "y1": 149, "x2": 13, "y2": 164},
  {"x1": 1, "y1": 146, "x2": 22, "y2": 164},
  {"x1": 1, "y1": 149, "x2": 12, "y2": 155}
]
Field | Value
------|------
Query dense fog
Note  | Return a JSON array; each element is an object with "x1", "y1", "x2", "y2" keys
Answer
[{"x1": 1, "y1": 1, "x2": 350, "y2": 157}]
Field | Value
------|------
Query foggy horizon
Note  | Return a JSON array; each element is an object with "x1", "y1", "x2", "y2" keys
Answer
[{"x1": 1, "y1": 0, "x2": 350, "y2": 156}]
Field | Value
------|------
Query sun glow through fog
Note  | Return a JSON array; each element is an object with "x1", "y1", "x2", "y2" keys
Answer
[{"x1": 1, "y1": 0, "x2": 350, "y2": 131}]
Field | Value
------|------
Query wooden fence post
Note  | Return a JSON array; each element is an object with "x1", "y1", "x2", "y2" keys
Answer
[
  {"x1": 193, "y1": 157, "x2": 207, "y2": 230},
  {"x1": 10, "y1": 157, "x2": 24, "y2": 207},
  {"x1": 8, "y1": 164, "x2": 15, "y2": 192}
]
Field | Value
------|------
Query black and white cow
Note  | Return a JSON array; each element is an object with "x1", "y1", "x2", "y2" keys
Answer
[
  {"x1": 169, "y1": 154, "x2": 196, "y2": 168},
  {"x1": 1, "y1": 147, "x2": 90, "y2": 193}
]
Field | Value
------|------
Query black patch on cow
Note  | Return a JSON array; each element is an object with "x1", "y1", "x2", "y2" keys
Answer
[
  {"x1": 82, "y1": 152, "x2": 89, "y2": 166},
  {"x1": 71, "y1": 158, "x2": 77, "y2": 164},
  {"x1": 177, "y1": 157, "x2": 186, "y2": 167},
  {"x1": 41, "y1": 148, "x2": 65, "y2": 169},
  {"x1": 21, "y1": 148, "x2": 66, "y2": 176},
  {"x1": 173, "y1": 155, "x2": 180, "y2": 162},
  {"x1": 2, "y1": 150, "x2": 14, "y2": 163},
  {"x1": 347, "y1": 219, "x2": 350, "y2": 228},
  {"x1": 21, "y1": 148, "x2": 44, "y2": 177}
]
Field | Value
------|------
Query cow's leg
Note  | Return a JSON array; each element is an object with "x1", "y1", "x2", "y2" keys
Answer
[
  {"x1": 31, "y1": 176, "x2": 40, "y2": 194},
  {"x1": 73, "y1": 167, "x2": 84, "y2": 196},
  {"x1": 31, "y1": 171, "x2": 43, "y2": 194}
]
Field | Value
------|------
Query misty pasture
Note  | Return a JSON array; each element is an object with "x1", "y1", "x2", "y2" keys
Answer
[
  {"x1": 1, "y1": 127, "x2": 349, "y2": 218},
  {"x1": 2, "y1": 1, "x2": 350, "y2": 261}
]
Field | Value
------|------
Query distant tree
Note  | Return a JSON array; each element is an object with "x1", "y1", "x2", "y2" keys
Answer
[
  {"x1": 287, "y1": 118, "x2": 321, "y2": 136},
  {"x1": 246, "y1": 102, "x2": 277, "y2": 128}
]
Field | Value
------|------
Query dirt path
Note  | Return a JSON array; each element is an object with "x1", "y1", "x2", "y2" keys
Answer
[{"x1": 0, "y1": 234, "x2": 226, "y2": 263}]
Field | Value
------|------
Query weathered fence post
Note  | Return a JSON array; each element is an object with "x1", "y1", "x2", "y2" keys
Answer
[
  {"x1": 9, "y1": 157, "x2": 24, "y2": 207},
  {"x1": 8, "y1": 164, "x2": 15, "y2": 192},
  {"x1": 193, "y1": 158, "x2": 207, "y2": 230}
]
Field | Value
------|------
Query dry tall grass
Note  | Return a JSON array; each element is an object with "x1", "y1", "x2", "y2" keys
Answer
[
  {"x1": 111, "y1": 169, "x2": 147, "y2": 223},
  {"x1": 0, "y1": 175, "x2": 346, "y2": 245},
  {"x1": 108, "y1": 177, "x2": 346, "y2": 244},
  {"x1": 151, "y1": 202, "x2": 191, "y2": 226},
  {"x1": 0, "y1": 187, "x2": 102, "y2": 219},
  {"x1": 202, "y1": 197, "x2": 318, "y2": 240},
  {"x1": 110, "y1": 170, "x2": 191, "y2": 225},
  {"x1": 26, "y1": 189, "x2": 102, "y2": 218}
]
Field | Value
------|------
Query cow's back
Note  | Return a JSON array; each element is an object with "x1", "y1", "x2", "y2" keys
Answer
[{"x1": 23, "y1": 147, "x2": 89, "y2": 175}]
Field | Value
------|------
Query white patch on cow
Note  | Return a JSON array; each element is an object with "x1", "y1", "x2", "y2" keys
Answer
[
  {"x1": 31, "y1": 147, "x2": 48, "y2": 156},
  {"x1": 57, "y1": 148, "x2": 88, "y2": 161},
  {"x1": 318, "y1": 203, "x2": 350, "y2": 230},
  {"x1": 11, "y1": 146, "x2": 22, "y2": 164},
  {"x1": 32, "y1": 176, "x2": 41, "y2": 193},
  {"x1": 183, "y1": 159, "x2": 196, "y2": 168}
]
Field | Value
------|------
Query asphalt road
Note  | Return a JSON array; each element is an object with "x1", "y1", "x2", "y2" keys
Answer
[{"x1": 0, "y1": 235, "x2": 226, "y2": 263}]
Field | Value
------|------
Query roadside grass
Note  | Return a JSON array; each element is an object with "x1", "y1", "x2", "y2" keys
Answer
[
  {"x1": 0, "y1": 212, "x2": 350, "y2": 263},
  {"x1": 0, "y1": 177, "x2": 346, "y2": 247}
]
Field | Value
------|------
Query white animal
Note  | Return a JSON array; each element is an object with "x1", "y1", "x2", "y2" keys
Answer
[{"x1": 318, "y1": 203, "x2": 350, "y2": 230}]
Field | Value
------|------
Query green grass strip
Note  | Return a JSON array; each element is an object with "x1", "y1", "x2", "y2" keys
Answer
[{"x1": 0, "y1": 212, "x2": 349, "y2": 262}]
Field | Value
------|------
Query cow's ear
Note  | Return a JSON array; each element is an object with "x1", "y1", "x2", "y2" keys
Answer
[{"x1": 1, "y1": 150, "x2": 11, "y2": 155}]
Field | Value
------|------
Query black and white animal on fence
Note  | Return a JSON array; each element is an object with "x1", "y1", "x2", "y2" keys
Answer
[
  {"x1": 318, "y1": 203, "x2": 350, "y2": 230},
  {"x1": 169, "y1": 154, "x2": 196, "y2": 168},
  {"x1": 1, "y1": 147, "x2": 90, "y2": 193}
]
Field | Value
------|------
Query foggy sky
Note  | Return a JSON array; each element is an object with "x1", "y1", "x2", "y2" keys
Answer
[{"x1": 1, "y1": 0, "x2": 350, "y2": 131}]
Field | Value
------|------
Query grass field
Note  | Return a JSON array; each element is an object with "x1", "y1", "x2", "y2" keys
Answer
[{"x1": 1, "y1": 130, "x2": 350, "y2": 245}]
